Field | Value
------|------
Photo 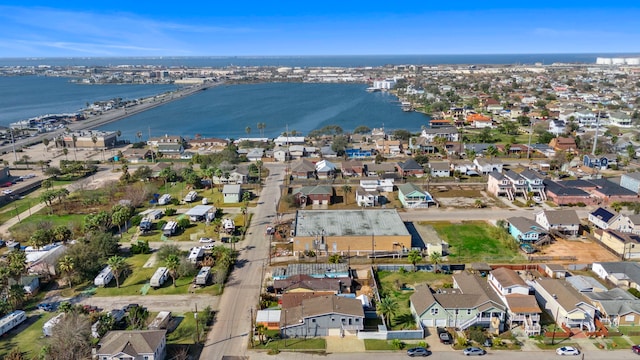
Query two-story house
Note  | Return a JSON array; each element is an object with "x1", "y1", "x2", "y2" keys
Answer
[
  {"x1": 504, "y1": 170, "x2": 529, "y2": 199},
  {"x1": 474, "y1": 158, "x2": 503, "y2": 174},
  {"x1": 487, "y1": 268, "x2": 541, "y2": 335},
  {"x1": 520, "y1": 169, "x2": 547, "y2": 201},
  {"x1": 420, "y1": 126, "x2": 460, "y2": 143},
  {"x1": 532, "y1": 277, "x2": 597, "y2": 331},
  {"x1": 535, "y1": 210, "x2": 580, "y2": 236},
  {"x1": 507, "y1": 217, "x2": 546, "y2": 243},
  {"x1": 396, "y1": 158, "x2": 424, "y2": 177},
  {"x1": 96, "y1": 330, "x2": 167, "y2": 360},
  {"x1": 398, "y1": 183, "x2": 436, "y2": 209},
  {"x1": 429, "y1": 161, "x2": 451, "y2": 178},
  {"x1": 487, "y1": 172, "x2": 514, "y2": 200}
]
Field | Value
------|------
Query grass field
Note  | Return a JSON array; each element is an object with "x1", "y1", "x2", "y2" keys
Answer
[
  {"x1": 363, "y1": 339, "x2": 400, "y2": 350},
  {"x1": 9, "y1": 212, "x2": 86, "y2": 230},
  {"x1": 0, "y1": 312, "x2": 55, "y2": 358},
  {"x1": 427, "y1": 221, "x2": 523, "y2": 263},
  {"x1": 166, "y1": 312, "x2": 199, "y2": 344},
  {"x1": 253, "y1": 338, "x2": 326, "y2": 350}
]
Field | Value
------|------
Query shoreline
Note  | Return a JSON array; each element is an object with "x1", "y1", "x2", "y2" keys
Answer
[{"x1": 0, "y1": 81, "x2": 222, "y2": 155}]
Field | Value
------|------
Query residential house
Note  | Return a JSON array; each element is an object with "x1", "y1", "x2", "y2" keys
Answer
[
  {"x1": 429, "y1": 161, "x2": 451, "y2": 178},
  {"x1": 543, "y1": 179, "x2": 595, "y2": 206},
  {"x1": 548, "y1": 119, "x2": 566, "y2": 136},
  {"x1": 279, "y1": 292, "x2": 337, "y2": 308},
  {"x1": 147, "y1": 135, "x2": 184, "y2": 146},
  {"x1": 504, "y1": 170, "x2": 529, "y2": 199},
  {"x1": 121, "y1": 148, "x2": 153, "y2": 164},
  {"x1": 410, "y1": 272, "x2": 507, "y2": 332},
  {"x1": 290, "y1": 159, "x2": 316, "y2": 179},
  {"x1": 549, "y1": 136, "x2": 578, "y2": 153},
  {"x1": 487, "y1": 268, "x2": 541, "y2": 335},
  {"x1": 359, "y1": 178, "x2": 394, "y2": 192},
  {"x1": 541, "y1": 263, "x2": 569, "y2": 279},
  {"x1": 222, "y1": 184, "x2": 242, "y2": 203},
  {"x1": 355, "y1": 186, "x2": 378, "y2": 207},
  {"x1": 565, "y1": 275, "x2": 608, "y2": 293},
  {"x1": 396, "y1": 158, "x2": 425, "y2": 177},
  {"x1": 289, "y1": 145, "x2": 309, "y2": 159},
  {"x1": 366, "y1": 162, "x2": 398, "y2": 178},
  {"x1": 474, "y1": 158, "x2": 503, "y2": 174},
  {"x1": 487, "y1": 172, "x2": 515, "y2": 200},
  {"x1": 451, "y1": 161, "x2": 478, "y2": 176},
  {"x1": 211, "y1": 169, "x2": 247, "y2": 185},
  {"x1": 467, "y1": 113, "x2": 493, "y2": 128},
  {"x1": 531, "y1": 277, "x2": 596, "y2": 331},
  {"x1": 535, "y1": 210, "x2": 581, "y2": 236},
  {"x1": 157, "y1": 143, "x2": 184, "y2": 159},
  {"x1": 592, "y1": 262, "x2": 640, "y2": 290},
  {"x1": 280, "y1": 295, "x2": 364, "y2": 337},
  {"x1": 320, "y1": 146, "x2": 338, "y2": 158},
  {"x1": 589, "y1": 179, "x2": 639, "y2": 205},
  {"x1": 519, "y1": 169, "x2": 547, "y2": 200},
  {"x1": 583, "y1": 288, "x2": 640, "y2": 326},
  {"x1": 273, "y1": 148, "x2": 291, "y2": 162},
  {"x1": 8, "y1": 275, "x2": 40, "y2": 295},
  {"x1": 246, "y1": 148, "x2": 264, "y2": 162},
  {"x1": 583, "y1": 154, "x2": 617, "y2": 170},
  {"x1": 341, "y1": 160, "x2": 365, "y2": 177},
  {"x1": 429, "y1": 119, "x2": 453, "y2": 128},
  {"x1": 315, "y1": 160, "x2": 336, "y2": 179},
  {"x1": 96, "y1": 330, "x2": 167, "y2": 360},
  {"x1": 344, "y1": 148, "x2": 373, "y2": 159},
  {"x1": 609, "y1": 111, "x2": 633, "y2": 128},
  {"x1": 420, "y1": 126, "x2": 460, "y2": 142},
  {"x1": 620, "y1": 172, "x2": 640, "y2": 194},
  {"x1": 187, "y1": 137, "x2": 228, "y2": 151},
  {"x1": 292, "y1": 185, "x2": 333, "y2": 206},
  {"x1": 256, "y1": 309, "x2": 282, "y2": 330},
  {"x1": 507, "y1": 217, "x2": 546, "y2": 243},
  {"x1": 273, "y1": 274, "x2": 347, "y2": 294},
  {"x1": 398, "y1": 183, "x2": 436, "y2": 209},
  {"x1": 60, "y1": 130, "x2": 117, "y2": 149},
  {"x1": 594, "y1": 230, "x2": 640, "y2": 260},
  {"x1": 588, "y1": 207, "x2": 622, "y2": 230},
  {"x1": 274, "y1": 136, "x2": 306, "y2": 146},
  {"x1": 375, "y1": 139, "x2": 402, "y2": 156}
]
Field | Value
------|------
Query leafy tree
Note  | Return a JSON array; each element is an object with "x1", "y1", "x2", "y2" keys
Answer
[
  {"x1": 127, "y1": 305, "x2": 149, "y2": 330},
  {"x1": 407, "y1": 250, "x2": 423, "y2": 271},
  {"x1": 132, "y1": 165, "x2": 153, "y2": 181},
  {"x1": 53, "y1": 225, "x2": 72, "y2": 242},
  {"x1": 111, "y1": 206, "x2": 131, "y2": 235},
  {"x1": 331, "y1": 135, "x2": 349, "y2": 154},
  {"x1": 84, "y1": 211, "x2": 112, "y2": 233},
  {"x1": 353, "y1": 125, "x2": 371, "y2": 134},
  {"x1": 30, "y1": 229, "x2": 53, "y2": 250},
  {"x1": 477, "y1": 127, "x2": 493, "y2": 143},
  {"x1": 537, "y1": 131, "x2": 555, "y2": 144},
  {"x1": 165, "y1": 254, "x2": 181, "y2": 287},
  {"x1": 177, "y1": 218, "x2": 191, "y2": 230},
  {"x1": 328, "y1": 254, "x2": 342, "y2": 264},
  {"x1": 45, "y1": 313, "x2": 91, "y2": 359},
  {"x1": 107, "y1": 256, "x2": 128, "y2": 288},
  {"x1": 392, "y1": 129, "x2": 411, "y2": 142},
  {"x1": 58, "y1": 256, "x2": 75, "y2": 288},
  {"x1": 7, "y1": 284, "x2": 25, "y2": 309},
  {"x1": 376, "y1": 297, "x2": 398, "y2": 328}
]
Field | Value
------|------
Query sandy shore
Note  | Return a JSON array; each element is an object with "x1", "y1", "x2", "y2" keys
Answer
[{"x1": 0, "y1": 80, "x2": 222, "y2": 155}]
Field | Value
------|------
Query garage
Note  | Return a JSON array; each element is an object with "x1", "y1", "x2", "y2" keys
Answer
[
  {"x1": 435, "y1": 319, "x2": 447, "y2": 327},
  {"x1": 328, "y1": 328, "x2": 342, "y2": 337},
  {"x1": 422, "y1": 319, "x2": 434, "y2": 327}
]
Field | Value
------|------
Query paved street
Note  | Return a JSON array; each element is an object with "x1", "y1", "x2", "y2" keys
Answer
[{"x1": 200, "y1": 163, "x2": 286, "y2": 360}]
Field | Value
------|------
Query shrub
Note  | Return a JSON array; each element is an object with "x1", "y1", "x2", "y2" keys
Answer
[
  {"x1": 629, "y1": 288, "x2": 640, "y2": 298},
  {"x1": 177, "y1": 218, "x2": 191, "y2": 230},
  {"x1": 467, "y1": 326, "x2": 486, "y2": 344},
  {"x1": 131, "y1": 240, "x2": 151, "y2": 254},
  {"x1": 170, "y1": 198, "x2": 180, "y2": 206},
  {"x1": 165, "y1": 208, "x2": 177, "y2": 216},
  {"x1": 130, "y1": 215, "x2": 142, "y2": 227},
  {"x1": 390, "y1": 339, "x2": 405, "y2": 350},
  {"x1": 156, "y1": 220, "x2": 167, "y2": 231}
]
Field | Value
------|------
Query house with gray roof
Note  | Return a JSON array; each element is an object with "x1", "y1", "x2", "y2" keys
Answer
[
  {"x1": 487, "y1": 268, "x2": 541, "y2": 335},
  {"x1": 620, "y1": 172, "x2": 640, "y2": 194},
  {"x1": 410, "y1": 272, "x2": 507, "y2": 332},
  {"x1": 583, "y1": 288, "x2": 640, "y2": 326},
  {"x1": 531, "y1": 277, "x2": 596, "y2": 331},
  {"x1": 519, "y1": 169, "x2": 546, "y2": 200},
  {"x1": 222, "y1": 184, "x2": 242, "y2": 203},
  {"x1": 535, "y1": 210, "x2": 581, "y2": 236},
  {"x1": 507, "y1": 216, "x2": 546, "y2": 243},
  {"x1": 398, "y1": 183, "x2": 436, "y2": 208},
  {"x1": 592, "y1": 262, "x2": 640, "y2": 290},
  {"x1": 280, "y1": 295, "x2": 364, "y2": 337},
  {"x1": 292, "y1": 185, "x2": 333, "y2": 206},
  {"x1": 96, "y1": 330, "x2": 166, "y2": 360},
  {"x1": 565, "y1": 275, "x2": 607, "y2": 293}
]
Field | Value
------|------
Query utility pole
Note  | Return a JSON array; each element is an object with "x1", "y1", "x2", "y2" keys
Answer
[{"x1": 194, "y1": 303, "x2": 199, "y2": 344}]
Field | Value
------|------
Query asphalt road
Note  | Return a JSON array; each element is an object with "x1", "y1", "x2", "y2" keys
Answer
[{"x1": 200, "y1": 163, "x2": 286, "y2": 360}]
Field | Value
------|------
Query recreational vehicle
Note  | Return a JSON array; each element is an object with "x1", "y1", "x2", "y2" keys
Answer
[
  {"x1": 158, "y1": 194, "x2": 172, "y2": 205},
  {"x1": 188, "y1": 247, "x2": 204, "y2": 264},
  {"x1": 162, "y1": 221, "x2": 178, "y2": 236},
  {"x1": 184, "y1": 191, "x2": 198, "y2": 202},
  {"x1": 43, "y1": 313, "x2": 65, "y2": 337},
  {"x1": 150, "y1": 267, "x2": 169, "y2": 288},
  {"x1": 94, "y1": 266, "x2": 114, "y2": 287},
  {"x1": 0, "y1": 310, "x2": 26, "y2": 336},
  {"x1": 139, "y1": 217, "x2": 153, "y2": 232},
  {"x1": 195, "y1": 266, "x2": 211, "y2": 286},
  {"x1": 140, "y1": 208, "x2": 163, "y2": 219},
  {"x1": 222, "y1": 218, "x2": 235, "y2": 234},
  {"x1": 148, "y1": 311, "x2": 172, "y2": 330}
]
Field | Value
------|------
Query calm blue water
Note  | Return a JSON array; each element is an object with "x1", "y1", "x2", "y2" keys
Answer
[
  {"x1": 0, "y1": 76, "x2": 177, "y2": 125},
  {"x1": 1, "y1": 53, "x2": 638, "y2": 68},
  {"x1": 97, "y1": 82, "x2": 429, "y2": 140}
]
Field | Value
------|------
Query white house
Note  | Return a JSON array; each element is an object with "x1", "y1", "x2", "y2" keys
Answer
[
  {"x1": 355, "y1": 186, "x2": 378, "y2": 207},
  {"x1": 428, "y1": 161, "x2": 451, "y2": 178},
  {"x1": 535, "y1": 210, "x2": 580, "y2": 236},
  {"x1": 474, "y1": 158, "x2": 503, "y2": 174},
  {"x1": 359, "y1": 178, "x2": 394, "y2": 192}
]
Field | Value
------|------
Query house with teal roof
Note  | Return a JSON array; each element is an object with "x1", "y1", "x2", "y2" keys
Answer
[{"x1": 397, "y1": 183, "x2": 436, "y2": 208}]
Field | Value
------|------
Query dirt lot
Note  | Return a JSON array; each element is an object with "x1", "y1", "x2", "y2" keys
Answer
[{"x1": 532, "y1": 236, "x2": 619, "y2": 264}]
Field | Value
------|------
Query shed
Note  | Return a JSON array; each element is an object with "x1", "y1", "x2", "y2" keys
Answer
[
  {"x1": 223, "y1": 184, "x2": 242, "y2": 203},
  {"x1": 256, "y1": 309, "x2": 281, "y2": 330}
]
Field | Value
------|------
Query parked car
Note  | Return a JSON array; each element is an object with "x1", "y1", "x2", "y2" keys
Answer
[
  {"x1": 437, "y1": 327, "x2": 452, "y2": 344},
  {"x1": 633, "y1": 344, "x2": 640, "y2": 354},
  {"x1": 556, "y1": 346, "x2": 580, "y2": 356},
  {"x1": 199, "y1": 237, "x2": 213, "y2": 243},
  {"x1": 463, "y1": 347, "x2": 486, "y2": 356},
  {"x1": 37, "y1": 302, "x2": 57, "y2": 312},
  {"x1": 2, "y1": 189, "x2": 13, "y2": 195},
  {"x1": 202, "y1": 244, "x2": 215, "y2": 250},
  {"x1": 406, "y1": 347, "x2": 431, "y2": 357}
]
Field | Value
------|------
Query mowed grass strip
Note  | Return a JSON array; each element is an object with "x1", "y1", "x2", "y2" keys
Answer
[
  {"x1": 0, "y1": 312, "x2": 56, "y2": 358},
  {"x1": 427, "y1": 221, "x2": 522, "y2": 263}
]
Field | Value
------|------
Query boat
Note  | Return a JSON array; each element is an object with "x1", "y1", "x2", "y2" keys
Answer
[
  {"x1": 401, "y1": 101, "x2": 413, "y2": 112},
  {"x1": 366, "y1": 87, "x2": 381, "y2": 93}
]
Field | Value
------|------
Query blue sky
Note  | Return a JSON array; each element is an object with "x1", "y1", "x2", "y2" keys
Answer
[{"x1": 0, "y1": 1, "x2": 639, "y2": 57}]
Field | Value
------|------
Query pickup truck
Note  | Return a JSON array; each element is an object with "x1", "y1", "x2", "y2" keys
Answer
[{"x1": 437, "y1": 327, "x2": 453, "y2": 344}]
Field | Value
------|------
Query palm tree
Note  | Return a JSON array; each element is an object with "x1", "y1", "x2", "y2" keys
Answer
[
  {"x1": 407, "y1": 249, "x2": 423, "y2": 271},
  {"x1": 165, "y1": 254, "x2": 181, "y2": 287},
  {"x1": 245, "y1": 126, "x2": 251, "y2": 136},
  {"x1": 62, "y1": 147, "x2": 69, "y2": 159},
  {"x1": 91, "y1": 134, "x2": 98, "y2": 149},
  {"x1": 20, "y1": 155, "x2": 30, "y2": 169},
  {"x1": 376, "y1": 296, "x2": 397, "y2": 328},
  {"x1": 341, "y1": 183, "x2": 352, "y2": 205},
  {"x1": 255, "y1": 323, "x2": 268, "y2": 344},
  {"x1": 43, "y1": 138, "x2": 50, "y2": 152},
  {"x1": 72, "y1": 134, "x2": 78, "y2": 160},
  {"x1": 58, "y1": 256, "x2": 75, "y2": 288},
  {"x1": 429, "y1": 251, "x2": 442, "y2": 273},
  {"x1": 107, "y1": 256, "x2": 127, "y2": 288},
  {"x1": 136, "y1": 131, "x2": 143, "y2": 143},
  {"x1": 37, "y1": 160, "x2": 46, "y2": 172}
]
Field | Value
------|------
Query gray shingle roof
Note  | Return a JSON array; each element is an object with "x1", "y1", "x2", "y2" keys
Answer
[{"x1": 97, "y1": 330, "x2": 166, "y2": 357}]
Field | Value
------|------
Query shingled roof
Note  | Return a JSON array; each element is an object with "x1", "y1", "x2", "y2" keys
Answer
[{"x1": 97, "y1": 330, "x2": 166, "y2": 358}]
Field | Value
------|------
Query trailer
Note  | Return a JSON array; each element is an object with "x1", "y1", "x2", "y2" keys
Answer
[
  {"x1": 222, "y1": 218, "x2": 235, "y2": 234},
  {"x1": 43, "y1": 313, "x2": 65, "y2": 337},
  {"x1": 150, "y1": 267, "x2": 169, "y2": 288},
  {"x1": 148, "y1": 311, "x2": 172, "y2": 330},
  {"x1": 188, "y1": 247, "x2": 204, "y2": 264},
  {"x1": 195, "y1": 266, "x2": 211, "y2": 286},
  {"x1": 139, "y1": 217, "x2": 153, "y2": 232},
  {"x1": 0, "y1": 310, "x2": 26, "y2": 336},
  {"x1": 162, "y1": 221, "x2": 178, "y2": 236},
  {"x1": 158, "y1": 194, "x2": 171, "y2": 205},
  {"x1": 184, "y1": 190, "x2": 198, "y2": 203},
  {"x1": 140, "y1": 209, "x2": 163, "y2": 220},
  {"x1": 94, "y1": 266, "x2": 114, "y2": 287}
]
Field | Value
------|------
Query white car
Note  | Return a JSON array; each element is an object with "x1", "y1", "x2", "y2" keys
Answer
[
  {"x1": 2, "y1": 189, "x2": 13, "y2": 195},
  {"x1": 202, "y1": 244, "x2": 215, "y2": 250},
  {"x1": 556, "y1": 346, "x2": 580, "y2": 356},
  {"x1": 199, "y1": 237, "x2": 213, "y2": 243}
]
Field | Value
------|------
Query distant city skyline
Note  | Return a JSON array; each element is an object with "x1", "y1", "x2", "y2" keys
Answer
[{"x1": 1, "y1": 2, "x2": 639, "y2": 57}]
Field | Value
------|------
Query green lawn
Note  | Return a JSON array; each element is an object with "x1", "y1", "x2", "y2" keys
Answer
[
  {"x1": 9, "y1": 212, "x2": 86, "y2": 230},
  {"x1": 0, "y1": 196, "x2": 40, "y2": 224},
  {"x1": 363, "y1": 339, "x2": 399, "y2": 350},
  {"x1": 427, "y1": 221, "x2": 523, "y2": 263},
  {"x1": 166, "y1": 313, "x2": 200, "y2": 344},
  {"x1": 253, "y1": 338, "x2": 326, "y2": 350},
  {"x1": 0, "y1": 312, "x2": 56, "y2": 358}
]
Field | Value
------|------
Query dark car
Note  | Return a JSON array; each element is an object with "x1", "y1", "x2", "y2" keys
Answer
[
  {"x1": 632, "y1": 344, "x2": 640, "y2": 354},
  {"x1": 406, "y1": 347, "x2": 431, "y2": 357},
  {"x1": 437, "y1": 327, "x2": 453, "y2": 344},
  {"x1": 37, "y1": 302, "x2": 57, "y2": 312},
  {"x1": 124, "y1": 303, "x2": 140, "y2": 312}
]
